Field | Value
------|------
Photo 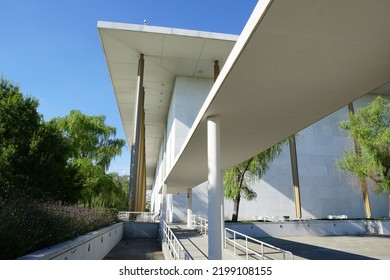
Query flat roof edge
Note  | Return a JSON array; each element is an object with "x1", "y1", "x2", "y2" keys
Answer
[{"x1": 97, "y1": 21, "x2": 239, "y2": 41}]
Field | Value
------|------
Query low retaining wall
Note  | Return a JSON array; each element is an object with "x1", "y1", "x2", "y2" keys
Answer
[
  {"x1": 18, "y1": 222, "x2": 123, "y2": 260},
  {"x1": 225, "y1": 220, "x2": 390, "y2": 238},
  {"x1": 123, "y1": 222, "x2": 160, "y2": 239}
]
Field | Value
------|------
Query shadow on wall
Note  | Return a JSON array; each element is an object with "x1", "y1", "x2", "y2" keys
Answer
[{"x1": 172, "y1": 182, "x2": 208, "y2": 223}]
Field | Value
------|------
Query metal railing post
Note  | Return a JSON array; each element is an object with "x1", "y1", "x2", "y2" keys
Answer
[
  {"x1": 233, "y1": 232, "x2": 236, "y2": 256},
  {"x1": 261, "y1": 243, "x2": 264, "y2": 260},
  {"x1": 245, "y1": 237, "x2": 248, "y2": 260}
]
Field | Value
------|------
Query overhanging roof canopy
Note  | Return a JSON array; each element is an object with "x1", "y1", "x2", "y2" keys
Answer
[
  {"x1": 98, "y1": 22, "x2": 237, "y2": 188},
  {"x1": 164, "y1": 0, "x2": 390, "y2": 192}
]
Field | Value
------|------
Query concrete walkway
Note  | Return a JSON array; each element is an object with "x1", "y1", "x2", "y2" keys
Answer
[
  {"x1": 257, "y1": 235, "x2": 390, "y2": 260},
  {"x1": 103, "y1": 239, "x2": 164, "y2": 260},
  {"x1": 172, "y1": 225, "x2": 390, "y2": 260},
  {"x1": 103, "y1": 225, "x2": 390, "y2": 260}
]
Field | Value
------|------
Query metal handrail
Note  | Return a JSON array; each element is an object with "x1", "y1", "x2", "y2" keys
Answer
[
  {"x1": 191, "y1": 215, "x2": 197, "y2": 228},
  {"x1": 225, "y1": 227, "x2": 294, "y2": 260},
  {"x1": 117, "y1": 211, "x2": 160, "y2": 222},
  {"x1": 161, "y1": 220, "x2": 193, "y2": 260},
  {"x1": 196, "y1": 216, "x2": 208, "y2": 235}
]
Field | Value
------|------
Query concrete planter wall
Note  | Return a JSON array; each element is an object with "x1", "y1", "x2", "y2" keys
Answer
[
  {"x1": 18, "y1": 222, "x2": 123, "y2": 260},
  {"x1": 123, "y1": 222, "x2": 160, "y2": 239},
  {"x1": 225, "y1": 220, "x2": 390, "y2": 238}
]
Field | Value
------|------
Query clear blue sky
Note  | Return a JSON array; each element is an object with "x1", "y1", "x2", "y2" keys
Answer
[{"x1": 0, "y1": 0, "x2": 258, "y2": 175}]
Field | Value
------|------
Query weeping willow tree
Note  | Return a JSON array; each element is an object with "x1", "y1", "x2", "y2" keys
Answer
[
  {"x1": 52, "y1": 110, "x2": 126, "y2": 207},
  {"x1": 224, "y1": 140, "x2": 288, "y2": 222}
]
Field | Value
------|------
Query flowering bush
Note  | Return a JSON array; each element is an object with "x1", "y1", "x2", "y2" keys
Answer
[{"x1": 0, "y1": 197, "x2": 117, "y2": 259}]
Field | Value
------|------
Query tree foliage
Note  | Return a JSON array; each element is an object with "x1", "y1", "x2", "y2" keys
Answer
[
  {"x1": 106, "y1": 173, "x2": 129, "y2": 210},
  {"x1": 0, "y1": 78, "x2": 41, "y2": 197},
  {"x1": 224, "y1": 140, "x2": 287, "y2": 222},
  {"x1": 1, "y1": 77, "x2": 127, "y2": 208},
  {"x1": 0, "y1": 77, "x2": 128, "y2": 258},
  {"x1": 52, "y1": 110, "x2": 125, "y2": 171},
  {"x1": 26, "y1": 121, "x2": 81, "y2": 202},
  {"x1": 337, "y1": 96, "x2": 390, "y2": 194},
  {"x1": 52, "y1": 110, "x2": 126, "y2": 207}
]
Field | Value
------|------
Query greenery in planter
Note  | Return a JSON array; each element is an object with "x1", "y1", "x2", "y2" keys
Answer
[
  {"x1": 0, "y1": 197, "x2": 117, "y2": 259},
  {"x1": 1, "y1": 77, "x2": 127, "y2": 208},
  {"x1": 0, "y1": 77, "x2": 127, "y2": 259}
]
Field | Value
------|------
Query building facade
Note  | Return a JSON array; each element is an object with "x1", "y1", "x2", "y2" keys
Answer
[{"x1": 100, "y1": 0, "x2": 390, "y2": 259}]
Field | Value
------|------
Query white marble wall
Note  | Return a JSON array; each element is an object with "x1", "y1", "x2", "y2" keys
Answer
[{"x1": 165, "y1": 76, "x2": 213, "y2": 171}]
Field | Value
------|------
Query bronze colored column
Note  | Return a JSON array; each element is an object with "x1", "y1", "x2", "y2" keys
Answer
[
  {"x1": 129, "y1": 54, "x2": 145, "y2": 211},
  {"x1": 289, "y1": 135, "x2": 302, "y2": 219},
  {"x1": 214, "y1": 60, "x2": 220, "y2": 81},
  {"x1": 135, "y1": 88, "x2": 147, "y2": 211}
]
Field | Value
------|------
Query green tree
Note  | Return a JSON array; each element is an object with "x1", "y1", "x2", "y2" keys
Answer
[
  {"x1": 0, "y1": 78, "x2": 81, "y2": 202},
  {"x1": 337, "y1": 96, "x2": 390, "y2": 194},
  {"x1": 53, "y1": 110, "x2": 126, "y2": 206},
  {"x1": 106, "y1": 173, "x2": 129, "y2": 210},
  {"x1": 0, "y1": 78, "x2": 41, "y2": 197},
  {"x1": 73, "y1": 158, "x2": 107, "y2": 207},
  {"x1": 26, "y1": 121, "x2": 82, "y2": 202},
  {"x1": 53, "y1": 110, "x2": 125, "y2": 171},
  {"x1": 224, "y1": 141, "x2": 287, "y2": 222}
]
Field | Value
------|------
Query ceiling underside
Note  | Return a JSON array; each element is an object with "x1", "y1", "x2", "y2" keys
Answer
[
  {"x1": 164, "y1": 0, "x2": 390, "y2": 193},
  {"x1": 98, "y1": 22, "x2": 237, "y2": 188}
]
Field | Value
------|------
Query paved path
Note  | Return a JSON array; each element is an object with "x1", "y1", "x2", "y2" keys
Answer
[
  {"x1": 171, "y1": 225, "x2": 390, "y2": 260},
  {"x1": 103, "y1": 225, "x2": 390, "y2": 260},
  {"x1": 103, "y1": 239, "x2": 164, "y2": 260},
  {"x1": 257, "y1": 235, "x2": 390, "y2": 260}
]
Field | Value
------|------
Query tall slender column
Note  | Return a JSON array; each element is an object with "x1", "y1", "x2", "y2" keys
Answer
[
  {"x1": 161, "y1": 184, "x2": 168, "y2": 222},
  {"x1": 348, "y1": 103, "x2": 372, "y2": 218},
  {"x1": 129, "y1": 54, "x2": 145, "y2": 211},
  {"x1": 289, "y1": 135, "x2": 302, "y2": 219},
  {"x1": 187, "y1": 188, "x2": 193, "y2": 228},
  {"x1": 214, "y1": 60, "x2": 220, "y2": 81},
  {"x1": 207, "y1": 115, "x2": 224, "y2": 260},
  {"x1": 129, "y1": 144, "x2": 136, "y2": 212},
  {"x1": 167, "y1": 194, "x2": 173, "y2": 223},
  {"x1": 135, "y1": 88, "x2": 147, "y2": 211}
]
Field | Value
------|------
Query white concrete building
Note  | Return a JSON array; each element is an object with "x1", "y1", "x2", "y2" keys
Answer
[{"x1": 99, "y1": 0, "x2": 390, "y2": 259}]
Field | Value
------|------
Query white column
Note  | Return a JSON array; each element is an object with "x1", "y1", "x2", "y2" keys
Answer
[
  {"x1": 161, "y1": 184, "x2": 168, "y2": 223},
  {"x1": 207, "y1": 115, "x2": 224, "y2": 260},
  {"x1": 187, "y1": 188, "x2": 193, "y2": 228},
  {"x1": 167, "y1": 194, "x2": 173, "y2": 223}
]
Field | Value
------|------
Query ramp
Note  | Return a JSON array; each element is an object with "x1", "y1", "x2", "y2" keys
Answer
[{"x1": 168, "y1": 225, "x2": 238, "y2": 260}]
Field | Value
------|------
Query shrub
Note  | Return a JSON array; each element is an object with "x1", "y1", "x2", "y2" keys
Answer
[{"x1": 0, "y1": 197, "x2": 117, "y2": 259}]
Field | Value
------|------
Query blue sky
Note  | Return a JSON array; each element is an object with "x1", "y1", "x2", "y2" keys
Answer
[{"x1": 0, "y1": 0, "x2": 258, "y2": 175}]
